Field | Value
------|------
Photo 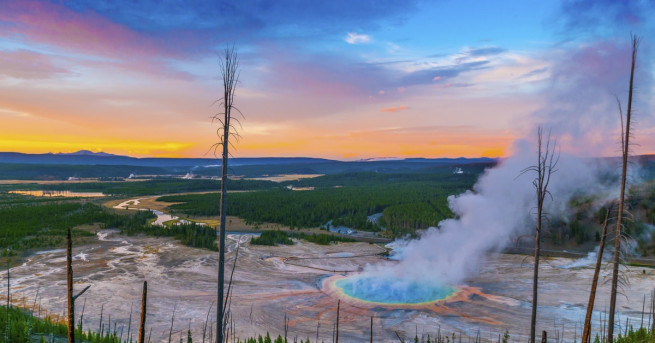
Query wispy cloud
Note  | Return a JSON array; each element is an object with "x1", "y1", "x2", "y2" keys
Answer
[
  {"x1": 0, "y1": 50, "x2": 70, "y2": 80},
  {"x1": 0, "y1": 108, "x2": 29, "y2": 117},
  {"x1": 518, "y1": 67, "x2": 548, "y2": 79},
  {"x1": 386, "y1": 42, "x2": 401, "y2": 53},
  {"x1": 454, "y1": 46, "x2": 506, "y2": 64},
  {"x1": 345, "y1": 32, "x2": 372, "y2": 44},
  {"x1": 1, "y1": 0, "x2": 652, "y2": 159},
  {"x1": 466, "y1": 47, "x2": 506, "y2": 57},
  {"x1": 380, "y1": 105, "x2": 408, "y2": 113},
  {"x1": 399, "y1": 60, "x2": 490, "y2": 87}
]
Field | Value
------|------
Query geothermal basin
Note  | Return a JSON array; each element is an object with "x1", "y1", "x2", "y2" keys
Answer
[
  {"x1": 331, "y1": 274, "x2": 459, "y2": 305},
  {"x1": 6, "y1": 230, "x2": 655, "y2": 342}
]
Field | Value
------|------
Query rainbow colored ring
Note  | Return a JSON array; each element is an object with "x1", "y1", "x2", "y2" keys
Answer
[{"x1": 324, "y1": 274, "x2": 460, "y2": 307}]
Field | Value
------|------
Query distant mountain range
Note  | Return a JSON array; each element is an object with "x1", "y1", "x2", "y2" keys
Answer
[
  {"x1": 2, "y1": 151, "x2": 653, "y2": 181},
  {"x1": 55, "y1": 150, "x2": 118, "y2": 157},
  {"x1": 0, "y1": 151, "x2": 335, "y2": 168},
  {"x1": 0, "y1": 151, "x2": 495, "y2": 168},
  {"x1": 0, "y1": 151, "x2": 501, "y2": 179}
]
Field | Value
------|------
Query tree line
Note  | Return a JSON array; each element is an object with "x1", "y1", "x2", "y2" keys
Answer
[{"x1": 159, "y1": 180, "x2": 468, "y2": 237}]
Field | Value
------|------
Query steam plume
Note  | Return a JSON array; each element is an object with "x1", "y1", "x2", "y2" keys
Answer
[{"x1": 354, "y1": 34, "x2": 653, "y2": 292}]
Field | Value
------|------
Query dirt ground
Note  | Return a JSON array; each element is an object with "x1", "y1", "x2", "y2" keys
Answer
[{"x1": 8, "y1": 230, "x2": 655, "y2": 343}]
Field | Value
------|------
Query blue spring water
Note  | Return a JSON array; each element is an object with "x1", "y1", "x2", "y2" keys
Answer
[{"x1": 334, "y1": 275, "x2": 457, "y2": 304}]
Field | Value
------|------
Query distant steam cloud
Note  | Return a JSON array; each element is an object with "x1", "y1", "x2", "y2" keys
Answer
[{"x1": 531, "y1": 39, "x2": 653, "y2": 156}]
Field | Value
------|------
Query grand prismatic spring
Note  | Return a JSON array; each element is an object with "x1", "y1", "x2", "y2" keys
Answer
[{"x1": 330, "y1": 274, "x2": 459, "y2": 305}]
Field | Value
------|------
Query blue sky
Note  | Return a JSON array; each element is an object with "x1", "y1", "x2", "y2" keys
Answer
[{"x1": 0, "y1": 0, "x2": 653, "y2": 158}]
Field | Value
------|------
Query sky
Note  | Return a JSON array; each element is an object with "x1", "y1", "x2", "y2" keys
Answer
[{"x1": 0, "y1": 0, "x2": 654, "y2": 159}]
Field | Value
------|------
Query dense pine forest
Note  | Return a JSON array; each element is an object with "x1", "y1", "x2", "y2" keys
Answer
[
  {"x1": 0, "y1": 195, "x2": 217, "y2": 255},
  {"x1": 160, "y1": 170, "x2": 481, "y2": 237}
]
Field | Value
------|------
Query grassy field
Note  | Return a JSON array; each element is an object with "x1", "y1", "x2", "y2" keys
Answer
[{"x1": 0, "y1": 178, "x2": 277, "y2": 196}]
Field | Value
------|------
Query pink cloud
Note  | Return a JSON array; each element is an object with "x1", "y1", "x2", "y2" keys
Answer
[
  {"x1": 0, "y1": 50, "x2": 69, "y2": 79},
  {"x1": 0, "y1": 1, "x2": 161, "y2": 59},
  {"x1": 380, "y1": 105, "x2": 408, "y2": 113},
  {"x1": 257, "y1": 47, "x2": 373, "y2": 99},
  {"x1": 0, "y1": 1, "x2": 201, "y2": 81}
]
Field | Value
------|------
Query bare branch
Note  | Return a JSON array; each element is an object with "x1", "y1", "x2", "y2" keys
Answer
[{"x1": 73, "y1": 285, "x2": 91, "y2": 301}]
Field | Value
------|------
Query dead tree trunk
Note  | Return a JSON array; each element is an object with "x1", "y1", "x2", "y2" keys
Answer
[
  {"x1": 335, "y1": 300, "x2": 340, "y2": 343},
  {"x1": 521, "y1": 127, "x2": 558, "y2": 343},
  {"x1": 608, "y1": 35, "x2": 639, "y2": 343},
  {"x1": 67, "y1": 228, "x2": 75, "y2": 343},
  {"x1": 370, "y1": 316, "x2": 373, "y2": 343},
  {"x1": 531, "y1": 210, "x2": 542, "y2": 343},
  {"x1": 169, "y1": 304, "x2": 176, "y2": 343},
  {"x1": 582, "y1": 208, "x2": 611, "y2": 343},
  {"x1": 215, "y1": 46, "x2": 240, "y2": 343},
  {"x1": 5, "y1": 258, "x2": 9, "y2": 343},
  {"x1": 138, "y1": 281, "x2": 147, "y2": 343}
]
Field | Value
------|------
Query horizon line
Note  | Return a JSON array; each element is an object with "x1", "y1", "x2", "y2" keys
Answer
[{"x1": 0, "y1": 150, "x2": 501, "y2": 162}]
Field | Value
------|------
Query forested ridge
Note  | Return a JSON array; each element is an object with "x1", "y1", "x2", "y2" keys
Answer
[
  {"x1": 0, "y1": 196, "x2": 216, "y2": 254},
  {"x1": 159, "y1": 170, "x2": 482, "y2": 237},
  {"x1": 0, "y1": 201, "x2": 105, "y2": 255}
]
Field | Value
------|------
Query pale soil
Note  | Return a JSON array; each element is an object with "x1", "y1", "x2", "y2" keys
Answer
[
  {"x1": 240, "y1": 174, "x2": 323, "y2": 182},
  {"x1": 8, "y1": 231, "x2": 655, "y2": 342}
]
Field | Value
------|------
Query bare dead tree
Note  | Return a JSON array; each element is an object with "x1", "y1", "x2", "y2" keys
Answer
[
  {"x1": 139, "y1": 281, "x2": 148, "y2": 343},
  {"x1": 99, "y1": 304, "x2": 104, "y2": 338},
  {"x1": 67, "y1": 228, "x2": 75, "y2": 343},
  {"x1": 127, "y1": 302, "x2": 133, "y2": 342},
  {"x1": 219, "y1": 235, "x2": 243, "y2": 342},
  {"x1": 222, "y1": 236, "x2": 242, "y2": 323},
  {"x1": 78, "y1": 297, "x2": 85, "y2": 332},
  {"x1": 608, "y1": 35, "x2": 639, "y2": 343},
  {"x1": 169, "y1": 304, "x2": 177, "y2": 343},
  {"x1": 5, "y1": 255, "x2": 9, "y2": 343},
  {"x1": 65, "y1": 228, "x2": 90, "y2": 343},
  {"x1": 212, "y1": 46, "x2": 241, "y2": 343},
  {"x1": 395, "y1": 331, "x2": 406, "y2": 343},
  {"x1": 335, "y1": 300, "x2": 340, "y2": 343},
  {"x1": 202, "y1": 301, "x2": 213, "y2": 343},
  {"x1": 582, "y1": 207, "x2": 611, "y2": 343},
  {"x1": 370, "y1": 316, "x2": 374, "y2": 343},
  {"x1": 520, "y1": 126, "x2": 559, "y2": 343}
]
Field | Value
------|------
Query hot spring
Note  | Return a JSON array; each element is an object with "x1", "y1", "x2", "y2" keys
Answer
[{"x1": 331, "y1": 274, "x2": 459, "y2": 305}]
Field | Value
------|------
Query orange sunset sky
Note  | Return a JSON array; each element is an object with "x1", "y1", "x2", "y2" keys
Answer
[{"x1": 0, "y1": 1, "x2": 653, "y2": 159}]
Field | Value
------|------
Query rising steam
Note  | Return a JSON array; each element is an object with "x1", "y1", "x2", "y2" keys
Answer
[
  {"x1": 357, "y1": 150, "x2": 614, "y2": 290},
  {"x1": 338, "y1": 32, "x2": 653, "y2": 299}
]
